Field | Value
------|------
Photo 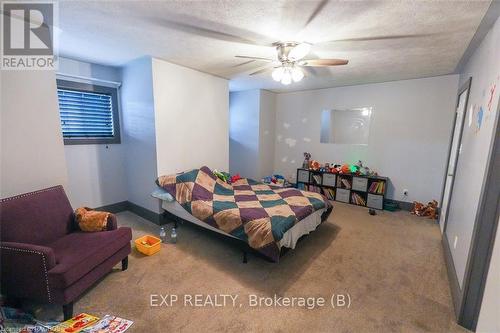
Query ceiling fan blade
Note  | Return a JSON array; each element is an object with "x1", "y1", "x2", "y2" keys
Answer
[
  {"x1": 249, "y1": 67, "x2": 273, "y2": 76},
  {"x1": 235, "y1": 55, "x2": 274, "y2": 62},
  {"x1": 149, "y1": 17, "x2": 266, "y2": 46},
  {"x1": 301, "y1": 59, "x2": 349, "y2": 66},
  {"x1": 303, "y1": 0, "x2": 329, "y2": 29},
  {"x1": 231, "y1": 60, "x2": 256, "y2": 68},
  {"x1": 322, "y1": 33, "x2": 432, "y2": 43},
  {"x1": 301, "y1": 66, "x2": 318, "y2": 77}
]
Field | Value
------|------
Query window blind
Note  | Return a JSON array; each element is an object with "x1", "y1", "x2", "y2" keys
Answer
[{"x1": 57, "y1": 88, "x2": 114, "y2": 138}]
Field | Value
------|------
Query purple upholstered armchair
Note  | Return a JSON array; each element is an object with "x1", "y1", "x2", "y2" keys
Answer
[{"x1": 0, "y1": 186, "x2": 132, "y2": 319}]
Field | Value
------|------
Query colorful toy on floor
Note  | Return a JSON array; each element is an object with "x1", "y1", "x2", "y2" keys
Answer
[{"x1": 411, "y1": 200, "x2": 438, "y2": 219}]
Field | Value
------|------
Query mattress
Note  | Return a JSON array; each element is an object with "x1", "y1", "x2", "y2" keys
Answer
[{"x1": 161, "y1": 200, "x2": 325, "y2": 249}]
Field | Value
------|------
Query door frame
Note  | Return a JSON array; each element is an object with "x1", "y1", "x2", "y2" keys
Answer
[
  {"x1": 439, "y1": 77, "x2": 472, "y2": 232},
  {"x1": 440, "y1": 78, "x2": 500, "y2": 330},
  {"x1": 459, "y1": 92, "x2": 500, "y2": 330}
]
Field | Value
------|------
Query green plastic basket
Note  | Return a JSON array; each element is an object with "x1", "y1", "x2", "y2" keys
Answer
[{"x1": 384, "y1": 201, "x2": 400, "y2": 211}]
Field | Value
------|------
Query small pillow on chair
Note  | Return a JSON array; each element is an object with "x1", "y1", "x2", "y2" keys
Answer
[{"x1": 75, "y1": 207, "x2": 111, "y2": 232}]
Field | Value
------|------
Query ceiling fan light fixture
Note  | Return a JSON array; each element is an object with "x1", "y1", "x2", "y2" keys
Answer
[
  {"x1": 281, "y1": 69, "x2": 292, "y2": 85},
  {"x1": 272, "y1": 67, "x2": 285, "y2": 82},
  {"x1": 288, "y1": 42, "x2": 311, "y2": 61},
  {"x1": 291, "y1": 67, "x2": 304, "y2": 82}
]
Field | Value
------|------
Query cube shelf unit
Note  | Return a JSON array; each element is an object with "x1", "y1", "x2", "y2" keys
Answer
[{"x1": 296, "y1": 168, "x2": 388, "y2": 210}]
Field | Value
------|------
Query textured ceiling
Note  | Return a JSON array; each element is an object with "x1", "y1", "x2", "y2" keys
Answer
[{"x1": 58, "y1": 0, "x2": 491, "y2": 93}]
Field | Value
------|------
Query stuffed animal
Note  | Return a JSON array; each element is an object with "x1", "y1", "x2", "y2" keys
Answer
[
  {"x1": 303, "y1": 152, "x2": 311, "y2": 169},
  {"x1": 230, "y1": 173, "x2": 241, "y2": 183},
  {"x1": 213, "y1": 169, "x2": 230, "y2": 183},
  {"x1": 411, "y1": 200, "x2": 438, "y2": 219},
  {"x1": 411, "y1": 202, "x2": 426, "y2": 216},
  {"x1": 340, "y1": 164, "x2": 351, "y2": 174},
  {"x1": 310, "y1": 160, "x2": 320, "y2": 170},
  {"x1": 422, "y1": 200, "x2": 438, "y2": 219}
]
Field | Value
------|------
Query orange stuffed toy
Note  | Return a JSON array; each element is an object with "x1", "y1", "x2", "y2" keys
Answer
[
  {"x1": 411, "y1": 200, "x2": 438, "y2": 219},
  {"x1": 309, "y1": 160, "x2": 320, "y2": 170},
  {"x1": 340, "y1": 164, "x2": 351, "y2": 174}
]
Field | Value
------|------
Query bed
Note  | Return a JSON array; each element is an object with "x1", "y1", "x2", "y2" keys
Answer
[{"x1": 156, "y1": 166, "x2": 333, "y2": 262}]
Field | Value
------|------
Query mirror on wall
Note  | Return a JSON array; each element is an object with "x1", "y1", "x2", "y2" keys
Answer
[{"x1": 320, "y1": 107, "x2": 373, "y2": 145}]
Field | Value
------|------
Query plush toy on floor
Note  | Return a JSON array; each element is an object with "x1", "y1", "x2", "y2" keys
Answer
[{"x1": 411, "y1": 200, "x2": 438, "y2": 219}]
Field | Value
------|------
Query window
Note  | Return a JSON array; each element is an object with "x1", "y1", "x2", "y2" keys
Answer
[{"x1": 56, "y1": 79, "x2": 120, "y2": 145}]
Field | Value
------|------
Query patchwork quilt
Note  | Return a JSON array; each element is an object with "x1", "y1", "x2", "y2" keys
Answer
[{"x1": 157, "y1": 166, "x2": 332, "y2": 262}]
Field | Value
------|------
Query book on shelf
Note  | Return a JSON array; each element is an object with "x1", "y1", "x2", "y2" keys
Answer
[
  {"x1": 312, "y1": 174, "x2": 322, "y2": 185},
  {"x1": 340, "y1": 178, "x2": 351, "y2": 189},
  {"x1": 322, "y1": 188, "x2": 335, "y2": 200},
  {"x1": 351, "y1": 193, "x2": 366, "y2": 206},
  {"x1": 369, "y1": 181, "x2": 385, "y2": 194}
]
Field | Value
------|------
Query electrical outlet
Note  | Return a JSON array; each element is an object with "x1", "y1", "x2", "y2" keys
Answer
[
  {"x1": 403, "y1": 189, "x2": 408, "y2": 196},
  {"x1": 453, "y1": 236, "x2": 458, "y2": 249}
]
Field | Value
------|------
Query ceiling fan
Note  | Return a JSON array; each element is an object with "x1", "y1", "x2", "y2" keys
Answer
[{"x1": 235, "y1": 41, "x2": 348, "y2": 85}]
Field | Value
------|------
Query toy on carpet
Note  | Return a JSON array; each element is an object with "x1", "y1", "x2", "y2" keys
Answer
[{"x1": 411, "y1": 200, "x2": 438, "y2": 219}]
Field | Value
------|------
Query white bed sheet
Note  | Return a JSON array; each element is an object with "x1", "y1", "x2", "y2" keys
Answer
[{"x1": 160, "y1": 200, "x2": 325, "y2": 249}]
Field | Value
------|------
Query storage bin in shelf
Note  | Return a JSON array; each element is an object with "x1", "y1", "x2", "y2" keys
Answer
[
  {"x1": 336, "y1": 188, "x2": 350, "y2": 203},
  {"x1": 367, "y1": 193, "x2": 384, "y2": 210},
  {"x1": 352, "y1": 176, "x2": 368, "y2": 192},
  {"x1": 322, "y1": 173, "x2": 336, "y2": 187}
]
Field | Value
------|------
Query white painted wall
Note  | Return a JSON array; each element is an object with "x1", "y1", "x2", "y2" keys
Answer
[
  {"x1": 229, "y1": 90, "x2": 260, "y2": 179},
  {"x1": 446, "y1": 17, "x2": 500, "y2": 331},
  {"x1": 57, "y1": 57, "x2": 128, "y2": 208},
  {"x1": 273, "y1": 75, "x2": 459, "y2": 202},
  {"x1": 121, "y1": 57, "x2": 160, "y2": 213},
  {"x1": 0, "y1": 70, "x2": 68, "y2": 198},
  {"x1": 259, "y1": 90, "x2": 276, "y2": 178},
  {"x1": 229, "y1": 89, "x2": 276, "y2": 180},
  {"x1": 152, "y1": 58, "x2": 229, "y2": 176}
]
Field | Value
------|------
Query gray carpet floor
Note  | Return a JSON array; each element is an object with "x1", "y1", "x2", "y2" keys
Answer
[{"x1": 33, "y1": 203, "x2": 469, "y2": 332}]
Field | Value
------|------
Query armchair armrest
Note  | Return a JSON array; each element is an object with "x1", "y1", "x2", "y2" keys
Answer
[{"x1": 1, "y1": 241, "x2": 56, "y2": 303}]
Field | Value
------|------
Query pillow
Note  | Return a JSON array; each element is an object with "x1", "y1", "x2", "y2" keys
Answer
[
  {"x1": 151, "y1": 187, "x2": 174, "y2": 202},
  {"x1": 75, "y1": 207, "x2": 110, "y2": 232}
]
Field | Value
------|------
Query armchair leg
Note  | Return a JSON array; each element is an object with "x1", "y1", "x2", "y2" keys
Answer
[
  {"x1": 63, "y1": 302, "x2": 73, "y2": 320},
  {"x1": 121, "y1": 256, "x2": 128, "y2": 271},
  {"x1": 242, "y1": 250, "x2": 248, "y2": 264}
]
